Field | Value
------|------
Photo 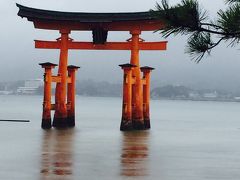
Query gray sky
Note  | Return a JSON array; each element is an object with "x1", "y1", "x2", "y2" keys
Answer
[{"x1": 0, "y1": 0, "x2": 240, "y2": 91}]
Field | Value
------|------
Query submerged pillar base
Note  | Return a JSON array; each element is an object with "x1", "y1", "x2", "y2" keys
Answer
[
  {"x1": 133, "y1": 119, "x2": 146, "y2": 130},
  {"x1": 120, "y1": 119, "x2": 149, "y2": 131},
  {"x1": 144, "y1": 118, "x2": 151, "y2": 129},
  {"x1": 120, "y1": 119, "x2": 133, "y2": 131},
  {"x1": 41, "y1": 118, "x2": 52, "y2": 129},
  {"x1": 52, "y1": 117, "x2": 68, "y2": 128},
  {"x1": 67, "y1": 116, "x2": 75, "y2": 127}
]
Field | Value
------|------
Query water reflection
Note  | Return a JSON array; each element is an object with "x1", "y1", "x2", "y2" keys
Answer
[
  {"x1": 121, "y1": 131, "x2": 150, "y2": 177},
  {"x1": 40, "y1": 129, "x2": 75, "y2": 180}
]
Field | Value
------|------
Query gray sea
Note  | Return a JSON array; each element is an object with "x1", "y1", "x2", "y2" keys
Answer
[{"x1": 0, "y1": 95, "x2": 239, "y2": 180}]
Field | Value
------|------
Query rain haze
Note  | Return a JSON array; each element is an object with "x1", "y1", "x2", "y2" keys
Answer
[
  {"x1": 1, "y1": 1, "x2": 240, "y2": 180},
  {"x1": 0, "y1": 0, "x2": 239, "y2": 91}
]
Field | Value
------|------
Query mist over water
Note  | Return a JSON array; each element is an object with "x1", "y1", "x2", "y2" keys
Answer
[
  {"x1": 1, "y1": 0, "x2": 240, "y2": 92},
  {"x1": 0, "y1": 1, "x2": 239, "y2": 179},
  {"x1": 0, "y1": 95, "x2": 240, "y2": 179}
]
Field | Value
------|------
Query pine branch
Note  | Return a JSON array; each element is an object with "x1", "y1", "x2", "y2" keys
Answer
[
  {"x1": 151, "y1": 0, "x2": 240, "y2": 62},
  {"x1": 186, "y1": 33, "x2": 224, "y2": 63},
  {"x1": 186, "y1": 32, "x2": 212, "y2": 63},
  {"x1": 226, "y1": 0, "x2": 240, "y2": 4},
  {"x1": 217, "y1": 3, "x2": 240, "y2": 42},
  {"x1": 200, "y1": 22, "x2": 226, "y2": 31},
  {"x1": 151, "y1": 0, "x2": 206, "y2": 37}
]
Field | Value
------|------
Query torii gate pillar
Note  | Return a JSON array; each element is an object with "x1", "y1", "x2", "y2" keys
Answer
[
  {"x1": 119, "y1": 64, "x2": 136, "y2": 130},
  {"x1": 53, "y1": 30, "x2": 70, "y2": 128},
  {"x1": 67, "y1": 65, "x2": 80, "y2": 127},
  {"x1": 130, "y1": 30, "x2": 145, "y2": 130},
  {"x1": 141, "y1": 66, "x2": 155, "y2": 129},
  {"x1": 39, "y1": 62, "x2": 57, "y2": 129}
]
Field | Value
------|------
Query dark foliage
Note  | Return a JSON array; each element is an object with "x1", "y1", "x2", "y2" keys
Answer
[
  {"x1": 151, "y1": 0, "x2": 240, "y2": 62},
  {"x1": 226, "y1": 0, "x2": 240, "y2": 3}
]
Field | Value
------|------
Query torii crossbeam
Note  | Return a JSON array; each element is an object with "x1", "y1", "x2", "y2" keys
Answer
[{"x1": 35, "y1": 40, "x2": 167, "y2": 51}]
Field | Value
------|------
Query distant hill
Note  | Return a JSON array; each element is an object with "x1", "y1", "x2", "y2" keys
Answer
[
  {"x1": 1, "y1": 80, "x2": 239, "y2": 102},
  {"x1": 76, "y1": 80, "x2": 122, "y2": 97},
  {"x1": 151, "y1": 85, "x2": 192, "y2": 98}
]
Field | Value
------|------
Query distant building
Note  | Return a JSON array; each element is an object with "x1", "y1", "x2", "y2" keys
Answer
[
  {"x1": 0, "y1": 91, "x2": 13, "y2": 95},
  {"x1": 203, "y1": 91, "x2": 218, "y2": 99},
  {"x1": 234, "y1": 97, "x2": 240, "y2": 101},
  {"x1": 189, "y1": 92, "x2": 200, "y2": 99},
  {"x1": 0, "y1": 84, "x2": 13, "y2": 95},
  {"x1": 17, "y1": 79, "x2": 43, "y2": 94}
]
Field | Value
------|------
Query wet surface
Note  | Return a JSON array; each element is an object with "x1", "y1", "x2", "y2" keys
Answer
[
  {"x1": 0, "y1": 95, "x2": 240, "y2": 180},
  {"x1": 121, "y1": 131, "x2": 149, "y2": 177},
  {"x1": 40, "y1": 129, "x2": 75, "y2": 179}
]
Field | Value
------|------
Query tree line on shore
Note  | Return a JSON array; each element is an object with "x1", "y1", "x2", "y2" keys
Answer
[{"x1": 1, "y1": 80, "x2": 239, "y2": 101}]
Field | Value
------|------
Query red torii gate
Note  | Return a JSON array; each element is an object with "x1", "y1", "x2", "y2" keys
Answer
[{"x1": 17, "y1": 4, "x2": 167, "y2": 131}]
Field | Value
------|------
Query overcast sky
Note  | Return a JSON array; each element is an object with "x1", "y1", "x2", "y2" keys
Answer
[{"x1": 0, "y1": 0, "x2": 239, "y2": 91}]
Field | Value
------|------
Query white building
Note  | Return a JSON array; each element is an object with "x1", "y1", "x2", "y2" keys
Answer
[
  {"x1": 0, "y1": 90, "x2": 13, "y2": 95},
  {"x1": 17, "y1": 79, "x2": 43, "y2": 94},
  {"x1": 189, "y1": 92, "x2": 200, "y2": 99},
  {"x1": 203, "y1": 91, "x2": 218, "y2": 99}
]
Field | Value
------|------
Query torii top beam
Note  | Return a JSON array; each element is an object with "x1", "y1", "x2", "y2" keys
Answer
[
  {"x1": 17, "y1": 4, "x2": 167, "y2": 50},
  {"x1": 16, "y1": 4, "x2": 164, "y2": 32}
]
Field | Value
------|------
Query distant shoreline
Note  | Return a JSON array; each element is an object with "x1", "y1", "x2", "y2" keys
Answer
[
  {"x1": 0, "y1": 94, "x2": 239, "y2": 103},
  {"x1": 152, "y1": 97, "x2": 240, "y2": 103}
]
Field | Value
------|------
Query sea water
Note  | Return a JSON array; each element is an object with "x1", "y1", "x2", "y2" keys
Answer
[{"x1": 0, "y1": 95, "x2": 239, "y2": 180}]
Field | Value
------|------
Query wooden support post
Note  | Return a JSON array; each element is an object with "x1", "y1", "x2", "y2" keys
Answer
[
  {"x1": 67, "y1": 65, "x2": 80, "y2": 127},
  {"x1": 141, "y1": 66, "x2": 154, "y2": 129},
  {"x1": 119, "y1": 64, "x2": 136, "y2": 131},
  {"x1": 39, "y1": 62, "x2": 57, "y2": 129},
  {"x1": 130, "y1": 30, "x2": 145, "y2": 130},
  {"x1": 53, "y1": 29, "x2": 70, "y2": 128}
]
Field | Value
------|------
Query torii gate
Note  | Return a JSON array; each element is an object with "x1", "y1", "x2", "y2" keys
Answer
[{"x1": 17, "y1": 4, "x2": 167, "y2": 131}]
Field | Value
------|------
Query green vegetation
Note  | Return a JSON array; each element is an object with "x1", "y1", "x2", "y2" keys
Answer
[{"x1": 151, "y1": 0, "x2": 240, "y2": 62}]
